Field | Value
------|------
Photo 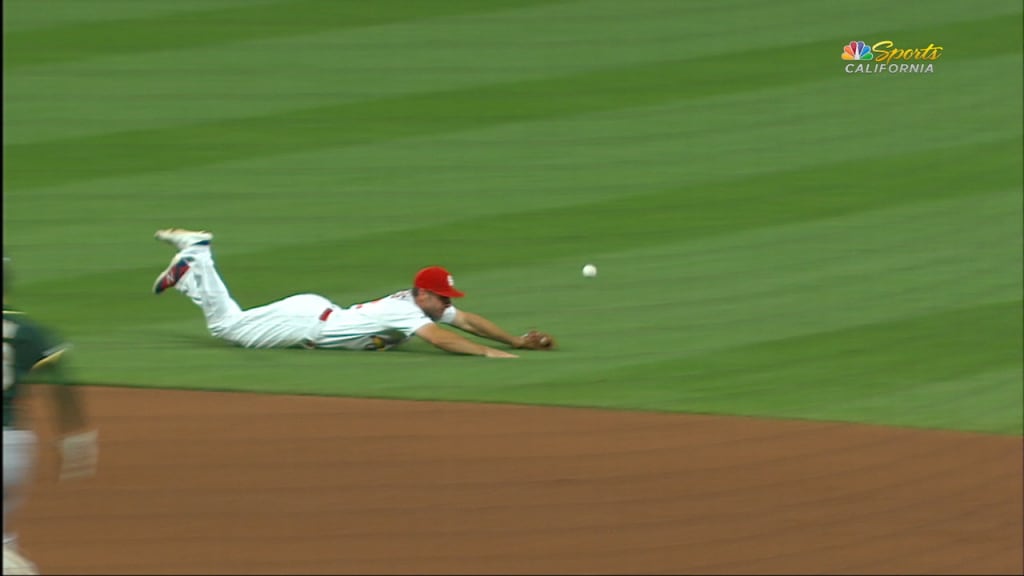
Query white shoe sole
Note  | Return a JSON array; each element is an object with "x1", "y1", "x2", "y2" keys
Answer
[{"x1": 154, "y1": 228, "x2": 213, "y2": 251}]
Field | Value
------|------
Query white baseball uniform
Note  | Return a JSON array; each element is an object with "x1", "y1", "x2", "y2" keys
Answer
[
  {"x1": 173, "y1": 245, "x2": 457, "y2": 350},
  {"x1": 2, "y1": 429, "x2": 35, "y2": 548},
  {"x1": 3, "y1": 543, "x2": 39, "y2": 575}
]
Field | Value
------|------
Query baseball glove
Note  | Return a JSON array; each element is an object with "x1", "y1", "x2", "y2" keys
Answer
[{"x1": 518, "y1": 330, "x2": 557, "y2": 351}]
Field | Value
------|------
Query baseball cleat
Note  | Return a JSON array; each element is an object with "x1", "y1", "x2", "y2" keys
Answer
[
  {"x1": 153, "y1": 254, "x2": 191, "y2": 295},
  {"x1": 154, "y1": 228, "x2": 212, "y2": 251}
]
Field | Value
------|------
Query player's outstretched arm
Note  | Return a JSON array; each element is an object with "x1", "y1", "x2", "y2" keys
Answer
[
  {"x1": 452, "y1": 311, "x2": 557, "y2": 350},
  {"x1": 416, "y1": 323, "x2": 517, "y2": 358},
  {"x1": 450, "y1": 310, "x2": 525, "y2": 348}
]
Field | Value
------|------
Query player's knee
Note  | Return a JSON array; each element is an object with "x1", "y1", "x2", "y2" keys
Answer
[
  {"x1": 3, "y1": 544, "x2": 40, "y2": 575},
  {"x1": 207, "y1": 317, "x2": 240, "y2": 340}
]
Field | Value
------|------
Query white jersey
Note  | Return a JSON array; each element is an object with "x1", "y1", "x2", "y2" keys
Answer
[
  {"x1": 312, "y1": 290, "x2": 457, "y2": 351},
  {"x1": 171, "y1": 244, "x2": 456, "y2": 351}
]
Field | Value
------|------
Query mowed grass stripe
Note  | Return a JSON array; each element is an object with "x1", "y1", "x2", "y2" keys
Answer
[
  {"x1": 6, "y1": 13, "x2": 1020, "y2": 192},
  {"x1": 812, "y1": 367, "x2": 1022, "y2": 434},
  {"x1": 11, "y1": 137, "x2": 1018, "y2": 330},
  {"x1": 2, "y1": 0, "x2": 563, "y2": 69},
  {"x1": 5, "y1": 53, "x2": 1018, "y2": 288},
  {"x1": 1, "y1": 0, "x2": 281, "y2": 34},
  {"x1": 678, "y1": 300, "x2": 1021, "y2": 398},
  {"x1": 497, "y1": 300, "x2": 1023, "y2": 434},
  {"x1": 1, "y1": 42, "x2": 832, "y2": 191},
  {"x1": 1, "y1": 0, "x2": 809, "y2": 146},
  {"x1": 5, "y1": 41, "x2": 1017, "y2": 291},
  {"x1": 6, "y1": 1, "x2": 1017, "y2": 147},
  {"x1": 9, "y1": 49, "x2": 1019, "y2": 207},
  {"x1": 496, "y1": 189, "x2": 1021, "y2": 367},
  {"x1": 6, "y1": 0, "x2": 1018, "y2": 71}
]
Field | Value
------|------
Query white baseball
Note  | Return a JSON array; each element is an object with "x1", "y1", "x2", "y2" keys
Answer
[{"x1": 582, "y1": 264, "x2": 597, "y2": 278}]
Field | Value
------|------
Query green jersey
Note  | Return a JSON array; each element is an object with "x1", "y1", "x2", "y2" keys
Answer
[{"x1": 3, "y1": 306, "x2": 69, "y2": 428}]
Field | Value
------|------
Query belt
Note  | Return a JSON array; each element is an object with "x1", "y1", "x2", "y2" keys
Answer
[{"x1": 319, "y1": 307, "x2": 334, "y2": 322}]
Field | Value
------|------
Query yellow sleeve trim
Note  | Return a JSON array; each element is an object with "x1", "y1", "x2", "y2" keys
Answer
[{"x1": 32, "y1": 347, "x2": 67, "y2": 370}]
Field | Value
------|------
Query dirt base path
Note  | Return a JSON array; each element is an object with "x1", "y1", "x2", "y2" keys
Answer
[{"x1": 10, "y1": 386, "x2": 1023, "y2": 574}]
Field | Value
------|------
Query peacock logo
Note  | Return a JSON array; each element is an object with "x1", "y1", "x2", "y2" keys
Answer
[{"x1": 842, "y1": 41, "x2": 873, "y2": 60}]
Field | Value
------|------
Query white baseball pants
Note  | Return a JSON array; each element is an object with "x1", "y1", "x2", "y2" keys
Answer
[
  {"x1": 3, "y1": 428, "x2": 36, "y2": 548},
  {"x1": 3, "y1": 543, "x2": 39, "y2": 575},
  {"x1": 174, "y1": 245, "x2": 336, "y2": 349}
]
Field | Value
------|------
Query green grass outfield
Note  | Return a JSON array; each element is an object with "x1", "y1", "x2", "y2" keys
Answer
[{"x1": 4, "y1": 0, "x2": 1021, "y2": 435}]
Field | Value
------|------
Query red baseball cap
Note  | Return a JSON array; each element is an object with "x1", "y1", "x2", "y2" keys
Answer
[{"x1": 414, "y1": 266, "x2": 465, "y2": 298}]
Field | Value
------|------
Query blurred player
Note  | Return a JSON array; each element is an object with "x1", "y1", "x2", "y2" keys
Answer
[
  {"x1": 3, "y1": 255, "x2": 98, "y2": 573},
  {"x1": 3, "y1": 542, "x2": 38, "y2": 575}
]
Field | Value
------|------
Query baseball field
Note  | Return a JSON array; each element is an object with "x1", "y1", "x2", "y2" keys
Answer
[{"x1": 4, "y1": 0, "x2": 1022, "y2": 574}]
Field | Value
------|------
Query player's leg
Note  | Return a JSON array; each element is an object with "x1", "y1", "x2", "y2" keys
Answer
[
  {"x1": 3, "y1": 543, "x2": 39, "y2": 575},
  {"x1": 152, "y1": 229, "x2": 243, "y2": 338},
  {"x1": 2, "y1": 429, "x2": 37, "y2": 549},
  {"x1": 169, "y1": 253, "x2": 333, "y2": 347},
  {"x1": 221, "y1": 293, "x2": 333, "y2": 348},
  {"x1": 152, "y1": 229, "x2": 331, "y2": 348},
  {"x1": 169, "y1": 245, "x2": 246, "y2": 339}
]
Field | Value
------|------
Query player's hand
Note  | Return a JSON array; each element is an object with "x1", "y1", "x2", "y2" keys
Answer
[
  {"x1": 516, "y1": 330, "x2": 557, "y2": 350},
  {"x1": 58, "y1": 429, "x2": 98, "y2": 481},
  {"x1": 485, "y1": 348, "x2": 518, "y2": 358}
]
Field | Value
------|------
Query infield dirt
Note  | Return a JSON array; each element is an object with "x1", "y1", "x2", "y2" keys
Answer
[{"x1": 11, "y1": 385, "x2": 1023, "y2": 574}]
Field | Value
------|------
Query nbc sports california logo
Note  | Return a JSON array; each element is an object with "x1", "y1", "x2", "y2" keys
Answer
[{"x1": 842, "y1": 40, "x2": 943, "y2": 74}]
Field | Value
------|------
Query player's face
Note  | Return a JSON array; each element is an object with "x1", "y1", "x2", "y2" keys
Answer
[{"x1": 416, "y1": 290, "x2": 452, "y2": 321}]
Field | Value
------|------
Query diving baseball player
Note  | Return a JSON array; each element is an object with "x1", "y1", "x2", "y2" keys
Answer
[{"x1": 151, "y1": 229, "x2": 557, "y2": 357}]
